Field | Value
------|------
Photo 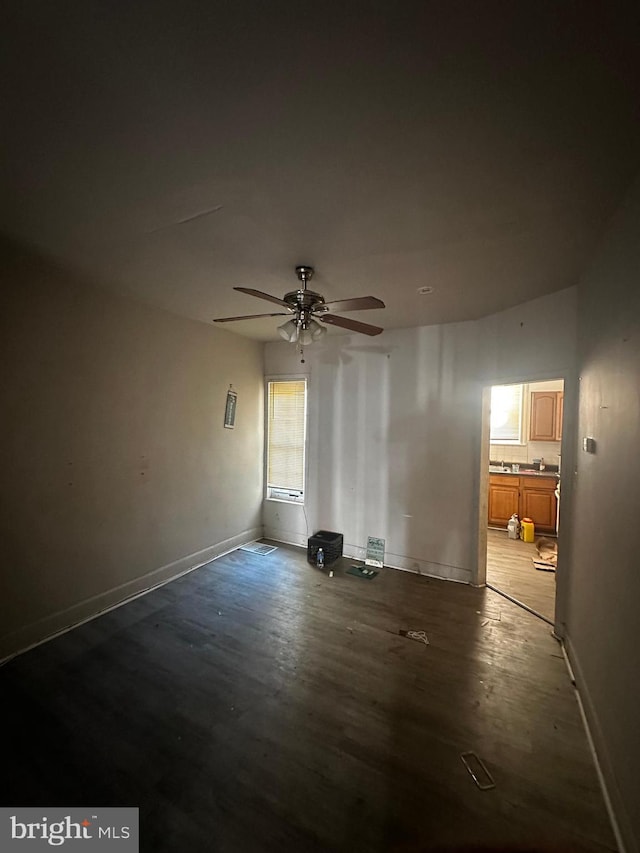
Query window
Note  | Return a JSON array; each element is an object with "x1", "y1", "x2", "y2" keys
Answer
[
  {"x1": 266, "y1": 379, "x2": 307, "y2": 502},
  {"x1": 490, "y1": 383, "x2": 524, "y2": 443}
]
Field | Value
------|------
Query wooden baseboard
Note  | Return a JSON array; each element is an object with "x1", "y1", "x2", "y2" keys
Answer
[
  {"x1": 264, "y1": 534, "x2": 472, "y2": 584},
  {"x1": 563, "y1": 636, "x2": 635, "y2": 853},
  {"x1": 0, "y1": 527, "x2": 263, "y2": 664}
]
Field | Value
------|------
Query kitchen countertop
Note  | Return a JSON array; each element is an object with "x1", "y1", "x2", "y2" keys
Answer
[{"x1": 489, "y1": 467, "x2": 559, "y2": 478}]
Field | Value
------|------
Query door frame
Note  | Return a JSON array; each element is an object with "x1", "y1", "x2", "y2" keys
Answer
[{"x1": 474, "y1": 372, "x2": 575, "y2": 637}]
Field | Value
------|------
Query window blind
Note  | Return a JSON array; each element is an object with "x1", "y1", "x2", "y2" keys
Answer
[
  {"x1": 490, "y1": 384, "x2": 523, "y2": 442},
  {"x1": 267, "y1": 380, "x2": 306, "y2": 494}
]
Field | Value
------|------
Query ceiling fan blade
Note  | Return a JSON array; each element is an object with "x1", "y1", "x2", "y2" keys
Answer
[
  {"x1": 213, "y1": 312, "x2": 290, "y2": 323},
  {"x1": 234, "y1": 287, "x2": 293, "y2": 309},
  {"x1": 320, "y1": 314, "x2": 384, "y2": 336},
  {"x1": 321, "y1": 296, "x2": 385, "y2": 313}
]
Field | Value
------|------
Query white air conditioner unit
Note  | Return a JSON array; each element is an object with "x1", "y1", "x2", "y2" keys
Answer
[{"x1": 269, "y1": 487, "x2": 304, "y2": 503}]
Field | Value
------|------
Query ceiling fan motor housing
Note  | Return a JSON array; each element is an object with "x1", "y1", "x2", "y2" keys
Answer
[
  {"x1": 287, "y1": 265, "x2": 326, "y2": 319},
  {"x1": 284, "y1": 289, "x2": 325, "y2": 312}
]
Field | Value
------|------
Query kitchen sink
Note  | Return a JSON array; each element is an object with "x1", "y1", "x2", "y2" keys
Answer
[{"x1": 489, "y1": 465, "x2": 512, "y2": 473}]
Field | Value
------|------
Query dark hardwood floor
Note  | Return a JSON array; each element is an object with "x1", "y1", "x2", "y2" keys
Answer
[
  {"x1": 2, "y1": 542, "x2": 613, "y2": 852},
  {"x1": 487, "y1": 528, "x2": 556, "y2": 622}
]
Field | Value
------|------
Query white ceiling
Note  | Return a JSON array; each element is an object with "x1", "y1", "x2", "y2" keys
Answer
[{"x1": 2, "y1": 1, "x2": 640, "y2": 340}]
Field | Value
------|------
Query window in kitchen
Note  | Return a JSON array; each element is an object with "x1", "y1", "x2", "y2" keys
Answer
[
  {"x1": 266, "y1": 379, "x2": 307, "y2": 502},
  {"x1": 490, "y1": 383, "x2": 523, "y2": 443}
]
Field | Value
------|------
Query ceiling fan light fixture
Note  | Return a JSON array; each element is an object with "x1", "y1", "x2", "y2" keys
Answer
[
  {"x1": 277, "y1": 319, "x2": 299, "y2": 343},
  {"x1": 299, "y1": 319, "x2": 326, "y2": 346},
  {"x1": 299, "y1": 327, "x2": 313, "y2": 346},
  {"x1": 310, "y1": 319, "x2": 327, "y2": 341}
]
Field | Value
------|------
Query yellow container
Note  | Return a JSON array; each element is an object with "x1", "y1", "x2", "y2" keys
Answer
[{"x1": 521, "y1": 518, "x2": 535, "y2": 543}]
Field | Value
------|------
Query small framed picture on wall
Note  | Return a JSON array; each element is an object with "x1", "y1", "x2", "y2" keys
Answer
[{"x1": 224, "y1": 389, "x2": 237, "y2": 429}]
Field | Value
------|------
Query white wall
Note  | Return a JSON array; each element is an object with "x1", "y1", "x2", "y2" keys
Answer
[
  {"x1": 267, "y1": 324, "x2": 480, "y2": 580},
  {"x1": 491, "y1": 438, "x2": 562, "y2": 465},
  {"x1": 0, "y1": 237, "x2": 265, "y2": 659},
  {"x1": 479, "y1": 286, "x2": 577, "y2": 384},
  {"x1": 564, "y1": 178, "x2": 640, "y2": 853},
  {"x1": 265, "y1": 286, "x2": 577, "y2": 584}
]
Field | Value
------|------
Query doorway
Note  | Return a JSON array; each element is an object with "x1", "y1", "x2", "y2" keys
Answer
[{"x1": 484, "y1": 379, "x2": 564, "y2": 623}]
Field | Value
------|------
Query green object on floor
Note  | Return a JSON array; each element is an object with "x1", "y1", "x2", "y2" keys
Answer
[{"x1": 346, "y1": 565, "x2": 378, "y2": 580}]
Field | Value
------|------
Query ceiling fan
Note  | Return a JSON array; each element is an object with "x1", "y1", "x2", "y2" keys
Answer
[{"x1": 213, "y1": 265, "x2": 385, "y2": 344}]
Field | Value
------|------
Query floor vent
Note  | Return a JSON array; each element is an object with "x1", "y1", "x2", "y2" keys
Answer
[{"x1": 239, "y1": 542, "x2": 277, "y2": 556}]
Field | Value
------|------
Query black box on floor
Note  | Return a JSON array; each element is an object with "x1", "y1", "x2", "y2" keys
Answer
[{"x1": 307, "y1": 530, "x2": 343, "y2": 566}]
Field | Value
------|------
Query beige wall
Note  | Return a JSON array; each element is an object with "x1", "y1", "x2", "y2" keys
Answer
[
  {"x1": 564, "y1": 178, "x2": 640, "y2": 853},
  {"x1": 0, "y1": 237, "x2": 264, "y2": 659}
]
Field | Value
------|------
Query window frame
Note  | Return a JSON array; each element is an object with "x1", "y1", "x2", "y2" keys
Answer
[{"x1": 264, "y1": 376, "x2": 308, "y2": 504}]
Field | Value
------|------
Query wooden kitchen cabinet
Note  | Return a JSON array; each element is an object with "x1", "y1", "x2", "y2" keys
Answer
[
  {"x1": 520, "y1": 476, "x2": 557, "y2": 533},
  {"x1": 530, "y1": 391, "x2": 557, "y2": 440},
  {"x1": 488, "y1": 475, "x2": 520, "y2": 527},
  {"x1": 530, "y1": 390, "x2": 563, "y2": 441},
  {"x1": 489, "y1": 474, "x2": 558, "y2": 534}
]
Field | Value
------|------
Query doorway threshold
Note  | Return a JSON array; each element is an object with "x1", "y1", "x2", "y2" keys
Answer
[{"x1": 486, "y1": 583, "x2": 554, "y2": 626}]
